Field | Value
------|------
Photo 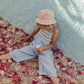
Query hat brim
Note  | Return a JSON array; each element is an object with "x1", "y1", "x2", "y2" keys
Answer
[{"x1": 36, "y1": 18, "x2": 57, "y2": 25}]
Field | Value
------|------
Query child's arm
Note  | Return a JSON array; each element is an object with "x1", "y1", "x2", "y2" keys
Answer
[
  {"x1": 36, "y1": 29, "x2": 59, "y2": 53},
  {"x1": 26, "y1": 25, "x2": 41, "y2": 40}
]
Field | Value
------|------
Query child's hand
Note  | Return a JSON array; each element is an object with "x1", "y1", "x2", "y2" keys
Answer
[
  {"x1": 19, "y1": 37, "x2": 29, "y2": 42},
  {"x1": 19, "y1": 37, "x2": 25, "y2": 41},
  {"x1": 23, "y1": 38, "x2": 29, "y2": 42},
  {"x1": 36, "y1": 48, "x2": 43, "y2": 53}
]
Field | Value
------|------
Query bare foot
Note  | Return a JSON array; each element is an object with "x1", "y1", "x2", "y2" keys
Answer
[
  {"x1": 78, "y1": 79, "x2": 84, "y2": 84},
  {"x1": 0, "y1": 78, "x2": 2, "y2": 82},
  {"x1": 71, "y1": 78, "x2": 78, "y2": 84}
]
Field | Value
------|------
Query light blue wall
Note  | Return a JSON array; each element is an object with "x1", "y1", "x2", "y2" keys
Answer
[{"x1": 0, "y1": 0, "x2": 84, "y2": 65}]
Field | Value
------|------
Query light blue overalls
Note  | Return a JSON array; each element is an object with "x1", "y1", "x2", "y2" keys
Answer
[{"x1": 9, "y1": 28, "x2": 57, "y2": 77}]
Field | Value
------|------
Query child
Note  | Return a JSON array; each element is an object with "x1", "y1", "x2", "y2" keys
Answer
[{"x1": 0, "y1": 9, "x2": 59, "y2": 84}]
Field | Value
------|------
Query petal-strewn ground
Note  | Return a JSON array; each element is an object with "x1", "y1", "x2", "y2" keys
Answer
[{"x1": 0, "y1": 17, "x2": 84, "y2": 84}]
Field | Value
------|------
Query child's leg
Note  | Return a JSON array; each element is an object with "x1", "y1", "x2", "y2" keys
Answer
[
  {"x1": 50, "y1": 77, "x2": 59, "y2": 84},
  {"x1": 5, "y1": 45, "x2": 37, "y2": 62},
  {"x1": 0, "y1": 53, "x2": 12, "y2": 60},
  {"x1": 38, "y1": 51, "x2": 59, "y2": 84},
  {"x1": 71, "y1": 78, "x2": 78, "y2": 84}
]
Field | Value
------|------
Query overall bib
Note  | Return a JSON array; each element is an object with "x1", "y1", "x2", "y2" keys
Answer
[{"x1": 9, "y1": 28, "x2": 57, "y2": 77}]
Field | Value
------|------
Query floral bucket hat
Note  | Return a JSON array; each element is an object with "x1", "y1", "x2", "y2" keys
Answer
[{"x1": 36, "y1": 9, "x2": 57, "y2": 25}]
